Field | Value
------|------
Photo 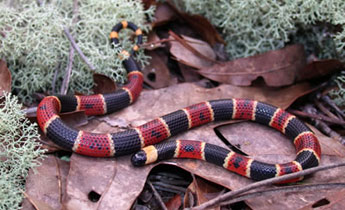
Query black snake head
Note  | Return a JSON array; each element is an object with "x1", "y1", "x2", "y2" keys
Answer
[{"x1": 131, "y1": 150, "x2": 147, "y2": 166}]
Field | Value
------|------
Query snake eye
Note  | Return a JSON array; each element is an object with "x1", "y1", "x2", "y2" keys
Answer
[{"x1": 131, "y1": 150, "x2": 147, "y2": 166}]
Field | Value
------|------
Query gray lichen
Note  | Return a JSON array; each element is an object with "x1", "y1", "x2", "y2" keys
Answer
[
  {"x1": 0, "y1": 0, "x2": 154, "y2": 103},
  {"x1": 175, "y1": 0, "x2": 345, "y2": 61},
  {"x1": 0, "y1": 93, "x2": 46, "y2": 210}
]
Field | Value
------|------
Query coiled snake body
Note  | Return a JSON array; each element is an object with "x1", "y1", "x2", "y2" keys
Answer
[{"x1": 37, "y1": 21, "x2": 321, "y2": 181}]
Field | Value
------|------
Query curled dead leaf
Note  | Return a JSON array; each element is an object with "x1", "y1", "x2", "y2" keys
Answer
[
  {"x1": 153, "y1": 2, "x2": 224, "y2": 46},
  {"x1": 170, "y1": 35, "x2": 216, "y2": 69},
  {"x1": 197, "y1": 44, "x2": 306, "y2": 87}
]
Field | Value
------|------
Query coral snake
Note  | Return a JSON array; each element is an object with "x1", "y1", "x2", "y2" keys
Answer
[{"x1": 37, "y1": 21, "x2": 321, "y2": 182}]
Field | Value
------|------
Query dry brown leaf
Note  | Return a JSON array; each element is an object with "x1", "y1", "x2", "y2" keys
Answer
[
  {"x1": 165, "y1": 194, "x2": 182, "y2": 210},
  {"x1": 93, "y1": 73, "x2": 116, "y2": 94},
  {"x1": 22, "y1": 156, "x2": 69, "y2": 210},
  {"x1": 184, "y1": 176, "x2": 223, "y2": 209},
  {"x1": 297, "y1": 59, "x2": 344, "y2": 81},
  {"x1": 198, "y1": 44, "x2": 306, "y2": 87},
  {"x1": 300, "y1": 189, "x2": 345, "y2": 210},
  {"x1": 179, "y1": 63, "x2": 201, "y2": 82},
  {"x1": 152, "y1": 2, "x2": 224, "y2": 46},
  {"x1": 0, "y1": 59, "x2": 11, "y2": 95},
  {"x1": 64, "y1": 155, "x2": 154, "y2": 210},
  {"x1": 152, "y1": 2, "x2": 177, "y2": 27},
  {"x1": 170, "y1": 35, "x2": 216, "y2": 69},
  {"x1": 142, "y1": 50, "x2": 177, "y2": 89}
]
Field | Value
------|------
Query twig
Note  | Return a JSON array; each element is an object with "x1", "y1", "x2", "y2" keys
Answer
[
  {"x1": 21, "y1": 189, "x2": 40, "y2": 210},
  {"x1": 60, "y1": 47, "x2": 75, "y2": 95},
  {"x1": 148, "y1": 181, "x2": 168, "y2": 210},
  {"x1": 140, "y1": 38, "x2": 175, "y2": 49},
  {"x1": 24, "y1": 106, "x2": 37, "y2": 117},
  {"x1": 64, "y1": 28, "x2": 96, "y2": 71},
  {"x1": 152, "y1": 181, "x2": 187, "y2": 193},
  {"x1": 304, "y1": 105, "x2": 345, "y2": 145},
  {"x1": 52, "y1": 62, "x2": 61, "y2": 94},
  {"x1": 189, "y1": 161, "x2": 345, "y2": 210},
  {"x1": 320, "y1": 95, "x2": 345, "y2": 120},
  {"x1": 288, "y1": 109, "x2": 345, "y2": 125},
  {"x1": 315, "y1": 99, "x2": 340, "y2": 120},
  {"x1": 60, "y1": 0, "x2": 80, "y2": 95},
  {"x1": 220, "y1": 183, "x2": 345, "y2": 206}
]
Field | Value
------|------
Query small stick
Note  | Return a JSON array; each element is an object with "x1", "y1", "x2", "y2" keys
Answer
[
  {"x1": 220, "y1": 183, "x2": 345, "y2": 206},
  {"x1": 152, "y1": 181, "x2": 187, "y2": 193},
  {"x1": 140, "y1": 38, "x2": 175, "y2": 49},
  {"x1": 24, "y1": 106, "x2": 37, "y2": 116},
  {"x1": 189, "y1": 161, "x2": 345, "y2": 210},
  {"x1": 60, "y1": 47, "x2": 75, "y2": 95},
  {"x1": 148, "y1": 181, "x2": 168, "y2": 210},
  {"x1": 64, "y1": 28, "x2": 96, "y2": 71},
  {"x1": 320, "y1": 95, "x2": 345, "y2": 120},
  {"x1": 21, "y1": 189, "x2": 40, "y2": 210},
  {"x1": 314, "y1": 99, "x2": 340, "y2": 120},
  {"x1": 52, "y1": 62, "x2": 61, "y2": 94},
  {"x1": 304, "y1": 105, "x2": 345, "y2": 145},
  {"x1": 288, "y1": 109, "x2": 345, "y2": 125}
]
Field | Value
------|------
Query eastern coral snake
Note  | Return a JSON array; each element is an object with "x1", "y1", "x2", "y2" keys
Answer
[{"x1": 37, "y1": 21, "x2": 321, "y2": 182}]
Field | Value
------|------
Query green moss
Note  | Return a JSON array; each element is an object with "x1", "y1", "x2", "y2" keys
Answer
[
  {"x1": 175, "y1": 0, "x2": 345, "y2": 61},
  {"x1": 0, "y1": 0, "x2": 154, "y2": 103},
  {"x1": 0, "y1": 93, "x2": 46, "y2": 210}
]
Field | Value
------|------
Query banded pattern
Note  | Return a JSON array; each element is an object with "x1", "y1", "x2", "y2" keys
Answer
[
  {"x1": 37, "y1": 22, "x2": 321, "y2": 182},
  {"x1": 37, "y1": 21, "x2": 144, "y2": 157},
  {"x1": 131, "y1": 99, "x2": 321, "y2": 181}
]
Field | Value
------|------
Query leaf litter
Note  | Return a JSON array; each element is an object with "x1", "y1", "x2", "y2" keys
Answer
[{"x1": 22, "y1": 1, "x2": 345, "y2": 209}]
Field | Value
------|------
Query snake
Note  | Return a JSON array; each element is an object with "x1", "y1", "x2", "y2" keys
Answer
[{"x1": 37, "y1": 21, "x2": 321, "y2": 182}]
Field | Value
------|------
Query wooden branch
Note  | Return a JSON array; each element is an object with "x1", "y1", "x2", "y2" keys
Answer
[{"x1": 190, "y1": 161, "x2": 345, "y2": 210}]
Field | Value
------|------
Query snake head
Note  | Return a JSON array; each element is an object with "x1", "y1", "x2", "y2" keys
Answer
[{"x1": 131, "y1": 150, "x2": 147, "y2": 166}]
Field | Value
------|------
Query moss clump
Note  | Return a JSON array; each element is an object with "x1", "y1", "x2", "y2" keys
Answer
[
  {"x1": 0, "y1": 0, "x2": 154, "y2": 103},
  {"x1": 175, "y1": 0, "x2": 345, "y2": 61},
  {"x1": 0, "y1": 93, "x2": 46, "y2": 210}
]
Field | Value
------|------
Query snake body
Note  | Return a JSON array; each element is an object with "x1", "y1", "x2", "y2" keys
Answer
[{"x1": 37, "y1": 21, "x2": 321, "y2": 181}]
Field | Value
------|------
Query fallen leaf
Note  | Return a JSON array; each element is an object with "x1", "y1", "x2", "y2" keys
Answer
[
  {"x1": 170, "y1": 35, "x2": 216, "y2": 69},
  {"x1": 142, "y1": 50, "x2": 177, "y2": 89},
  {"x1": 93, "y1": 73, "x2": 116, "y2": 94},
  {"x1": 165, "y1": 194, "x2": 182, "y2": 210},
  {"x1": 0, "y1": 59, "x2": 11, "y2": 96},
  {"x1": 22, "y1": 156, "x2": 70, "y2": 210},
  {"x1": 297, "y1": 59, "x2": 343, "y2": 81},
  {"x1": 300, "y1": 189, "x2": 345, "y2": 210},
  {"x1": 179, "y1": 63, "x2": 201, "y2": 82},
  {"x1": 152, "y1": 2, "x2": 178, "y2": 27},
  {"x1": 64, "y1": 155, "x2": 154, "y2": 210},
  {"x1": 152, "y1": 2, "x2": 224, "y2": 46},
  {"x1": 184, "y1": 176, "x2": 223, "y2": 209},
  {"x1": 197, "y1": 44, "x2": 306, "y2": 87}
]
